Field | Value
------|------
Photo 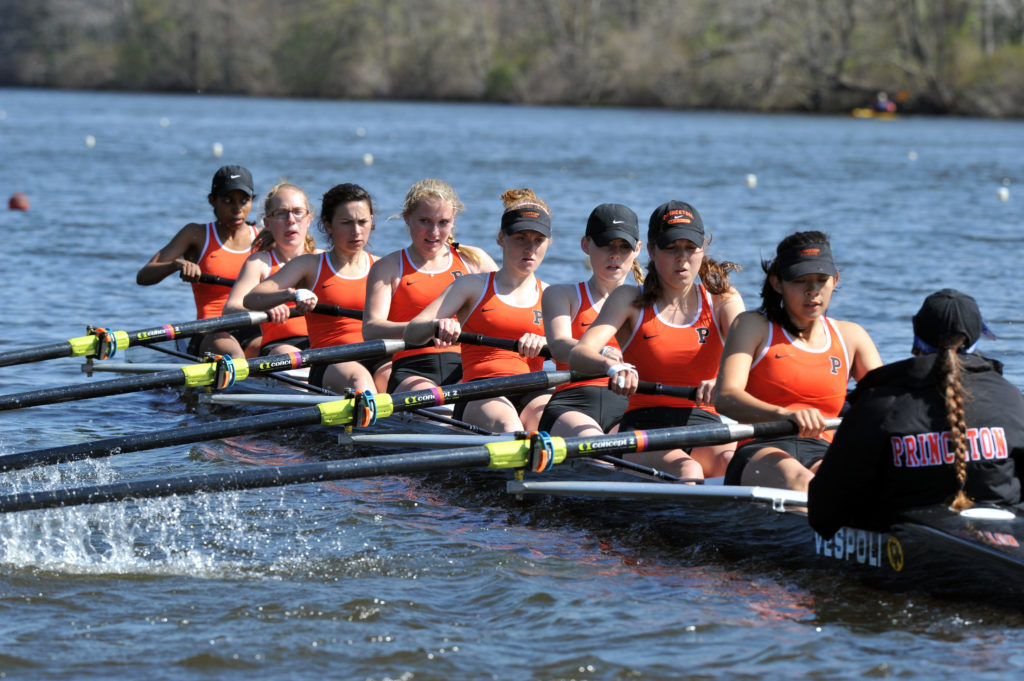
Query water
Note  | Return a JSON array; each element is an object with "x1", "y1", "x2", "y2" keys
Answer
[{"x1": 1, "y1": 88, "x2": 1023, "y2": 679}]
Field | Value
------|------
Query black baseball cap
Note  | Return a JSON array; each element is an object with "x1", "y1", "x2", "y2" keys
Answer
[
  {"x1": 501, "y1": 204, "x2": 552, "y2": 238},
  {"x1": 211, "y1": 165, "x2": 254, "y2": 197},
  {"x1": 648, "y1": 201, "x2": 705, "y2": 248},
  {"x1": 912, "y1": 289, "x2": 985, "y2": 353},
  {"x1": 586, "y1": 204, "x2": 639, "y2": 248},
  {"x1": 776, "y1": 243, "x2": 837, "y2": 281}
]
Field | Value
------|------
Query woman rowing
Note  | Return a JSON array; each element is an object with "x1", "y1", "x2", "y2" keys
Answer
[
  {"x1": 809, "y1": 289, "x2": 1024, "y2": 538},
  {"x1": 245, "y1": 183, "x2": 386, "y2": 393},
  {"x1": 538, "y1": 203, "x2": 644, "y2": 438},
  {"x1": 136, "y1": 165, "x2": 260, "y2": 358},
  {"x1": 363, "y1": 179, "x2": 497, "y2": 392},
  {"x1": 223, "y1": 183, "x2": 317, "y2": 356},
  {"x1": 570, "y1": 201, "x2": 744, "y2": 480},
  {"x1": 716, "y1": 231, "x2": 882, "y2": 491},
  {"x1": 404, "y1": 188, "x2": 551, "y2": 432}
]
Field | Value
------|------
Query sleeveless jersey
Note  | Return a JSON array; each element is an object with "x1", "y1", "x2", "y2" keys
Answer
[
  {"x1": 460, "y1": 273, "x2": 545, "y2": 382},
  {"x1": 553, "y1": 281, "x2": 619, "y2": 393},
  {"x1": 389, "y1": 245, "x2": 470, "y2": 361},
  {"x1": 258, "y1": 251, "x2": 310, "y2": 347},
  {"x1": 191, "y1": 222, "x2": 258, "y2": 319},
  {"x1": 746, "y1": 316, "x2": 851, "y2": 443},
  {"x1": 307, "y1": 251, "x2": 377, "y2": 349},
  {"x1": 621, "y1": 284, "x2": 723, "y2": 413}
]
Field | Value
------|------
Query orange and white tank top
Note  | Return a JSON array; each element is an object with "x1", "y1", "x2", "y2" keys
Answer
[
  {"x1": 554, "y1": 281, "x2": 618, "y2": 392},
  {"x1": 191, "y1": 222, "x2": 258, "y2": 319},
  {"x1": 460, "y1": 273, "x2": 545, "y2": 382},
  {"x1": 389, "y1": 245, "x2": 470, "y2": 361},
  {"x1": 307, "y1": 251, "x2": 377, "y2": 349},
  {"x1": 746, "y1": 316, "x2": 851, "y2": 442},
  {"x1": 621, "y1": 284, "x2": 723, "y2": 413},
  {"x1": 259, "y1": 251, "x2": 310, "y2": 347}
]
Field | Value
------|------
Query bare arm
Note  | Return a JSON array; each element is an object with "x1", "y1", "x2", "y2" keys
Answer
[
  {"x1": 361, "y1": 254, "x2": 406, "y2": 340},
  {"x1": 835, "y1": 320, "x2": 883, "y2": 381},
  {"x1": 569, "y1": 285, "x2": 639, "y2": 392},
  {"x1": 223, "y1": 253, "x2": 271, "y2": 315},
  {"x1": 541, "y1": 284, "x2": 578, "y2": 365},
  {"x1": 403, "y1": 275, "x2": 483, "y2": 347},
  {"x1": 245, "y1": 253, "x2": 318, "y2": 314},
  {"x1": 136, "y1": 223, "x2": 205, "y2": 285}
]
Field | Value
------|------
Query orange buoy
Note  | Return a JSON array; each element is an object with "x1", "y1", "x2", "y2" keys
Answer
[{"x1": 8, "y1": 193, "x2": 29, "y2": 211}]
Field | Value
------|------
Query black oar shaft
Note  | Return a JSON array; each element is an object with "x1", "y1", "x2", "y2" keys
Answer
[
  {"x1": 0, "y1": 341, "x2": 75, "y2": 367},
  {"x1": 456, "y1": 332, "x2": 552, "y2": 359},
  {"x1": 0, "y1": 339, "x2": 405, "y2": 412}
]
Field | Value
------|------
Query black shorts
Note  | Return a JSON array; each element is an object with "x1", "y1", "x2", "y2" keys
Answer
[
  {"x1": 387, "y1": 352, "x2": 462, "y2": 392},
  {"x1": 186, "y1": 325, "x2": 261, "y2": 357},
  {"x1": 724, "y1": 436, "x2": 829, "y2": 485},
  {"x1": 452, "y1": 379, "x2": 551, "y2": 421},
  {"x1": 537, "y1": 385, "x2": 628, "y2": 433},
  {"x1": 617, "y1": 407, "x2": 722, "y2": 453},
  {"x1": 308, "y1": 356, "x2": 391, "y2": 389},
  {"x1": 259, "y1": 336, "x2": 310, "y2": 356}
]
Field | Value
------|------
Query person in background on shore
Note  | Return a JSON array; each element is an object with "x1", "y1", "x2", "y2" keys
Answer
[
  {"x1": 363, "y1": 179, "x2": 497, "y2": 392},
  {"x1": 404, "y1": 188, "x2": 551, "y2": 432},
  {"x1": 716, "y1": 231, "x2": 881, "y2": 491},
  {"x1": 136, "y1": 165, "x2": 260, "y2": 358},
  {"x1": 570, "y1": 201, "x2": 744, "y2": 480},
  {"x1": 223, "y1": 182, "x2": 317, "y2": 356},
  {"x1": 245, "y1": 183, "x2": 386, "y2": 393},
  {"x1": 538, "y1": 203, "x2": 644, "y2": 438},
  {"x1": 809, "y1": 289, "x2": 1024, "y2": 538}
]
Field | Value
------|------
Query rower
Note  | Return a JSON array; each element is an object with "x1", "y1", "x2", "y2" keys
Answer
[
  {"x1": 570, "y1": 201, "x2": 744, "y2": 480},
  {"x1": 362, "y1": 179, "x2": 497, "y2": 393},
  {"x1": 136, "y1": 165, "x2": 261, "y2": 359},
  {"x1": 244, "y1": 184, "x2": 386, "y2": 393},
  {"x1": 404, "y1": 188, "x2": 552, "y2": 433},
  {"x1": 809, "y1": 289, "x2": 1024, "y2": 538},
  {"x1": 538, "y1": 203, "x2": 644, "y2": 438},
  {"x1": 223, "y1": 183, "x2": 317, "y2": 357},
  {"x1": 716, "y1": 231, "x2": 881, "y2": 492}
]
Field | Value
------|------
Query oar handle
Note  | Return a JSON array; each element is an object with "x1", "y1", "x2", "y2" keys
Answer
[
  {"x1": 456, "y1": 332, "x2": 552, "y2": 359},
  {"x1": 311, "y1": 304, "x2": 363, "y2": 320},
  {"x1": 197, "y1": 273, "x2": 236, "y2": 287},
  {"x1": 633, "y1": 381, "x2": 698, "y2": 400}
]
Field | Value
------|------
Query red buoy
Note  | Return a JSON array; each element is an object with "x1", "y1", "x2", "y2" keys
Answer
[{"x1": 8, "y1": 193, "x2": 29, "y2": 211}]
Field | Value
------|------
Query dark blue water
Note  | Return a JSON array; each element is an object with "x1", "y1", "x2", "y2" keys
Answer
[{"x1": 1, "y1": 88, "x2": 1023, "y2": 680}]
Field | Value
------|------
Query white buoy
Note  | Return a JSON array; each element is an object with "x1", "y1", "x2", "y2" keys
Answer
[
  {"x1": 745, "y1": 173, "x2": 757, "y2": 188},
  {"x1": 997, "y1": 186, "x2": 1010, "y2": 201},
  {"x1": 356, "y1": 127, "x2": 367, "y2": 137},
  {"x1": 160, "y1": 117, "x2": 170, "y2": 128},
  {"x1": 907, "y1": 150, "x2": 918, "y2": 161},
  {"x1": 211, "y1": 142, "x2": 224, "y2": 158},
  {"x1": 84, "y1": 135, "x2": 96, "y2": 148},
  {"x1": 363, "y1": 153, "x2": 374, "y2": 166}
]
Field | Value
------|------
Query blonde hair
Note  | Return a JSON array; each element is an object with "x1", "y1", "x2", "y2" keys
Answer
[
  {"x1": 255, "y1": 182, "x2": 317, "y2": 254},
  {"x1": 399, "y1": 178, "x2": 489, "y2": 268},
  {"x1": 936, "y1": 337, "x2": 973, "y2": 512},
  {"x1": 499, "y1": 187, "x2": 550, "y2": 214}
]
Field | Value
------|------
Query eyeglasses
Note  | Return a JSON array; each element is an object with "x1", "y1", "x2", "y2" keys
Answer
[{"x1": 268, "y1": 208, "x2": 310, "y2": 221}]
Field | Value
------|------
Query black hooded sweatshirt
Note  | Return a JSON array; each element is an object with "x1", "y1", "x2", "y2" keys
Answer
[{"x1": 808, "y1": 353, "x2": 1024, "y2": 539}]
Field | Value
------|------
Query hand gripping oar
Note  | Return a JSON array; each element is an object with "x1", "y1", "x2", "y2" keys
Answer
[
  {"x1": 455, "y1": 332, "x2": 552, "y2": 359},
  {"x1": 198, "y1": 274, "x2": 363, "y2": 319},
  {"x1": 0, "y1": 339, "x2": 406, "y2": 412},
  {"x1": 0, "y1": 311, "x2": 275, "y2": 369},
  {"x1": 0, "y1": 418, "x2": 840, "y2": 514},
  {"x1": 0, "y1": 370, "x2": 576, "y2": 472}
]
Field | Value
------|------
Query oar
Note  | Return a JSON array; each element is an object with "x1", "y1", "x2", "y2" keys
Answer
[
  {"x1": 196, "y1": 273, "x2": 236, "y2": 287},
  {"x1": 0, "y1": 370, "x2": 574, "y2": 471},
  {"x1": 0, "y1": 418, "x2": 840, "y2": 514},
  {"x1": 0, "y1": 311, "x2": 273, "y2": 368},
  {"x1": 635, "y1": 382, "x2": 698, "y2": 400},
  {"x1": 456, "y1": 332, "x2": 552, "y2": 359},
  {"x1": 0, "y1": 339, "x2": 406, "y2": 412}
]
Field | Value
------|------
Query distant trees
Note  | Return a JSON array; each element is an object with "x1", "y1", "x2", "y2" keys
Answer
[{"x1": 1, "y1": 0, "x2": 1022, "y2": 116}]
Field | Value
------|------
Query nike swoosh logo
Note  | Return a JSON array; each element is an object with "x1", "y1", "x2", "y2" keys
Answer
[
  {"x1": 643, "y1": 333, "x2": 658, "y2": 339},
  {"x1": 774, "y1": 353, "x2": 793, "y2": 359},
  {"x1": 612, "y1": 220, "x2": 624, "y2": 224},
  {"x1": 481, "y1": 308, "x2": 495, "y2": 313},
  {"x1": 580, "y1": 321, "x2": 592, "y2": 327},
  {"x1": 405, "y1": 280, "x2": 418, "y2": 286},
  {"x1": 230, "y1": 174, "x2": 241, "y2": 179},
  {"x1": 321, "y1": 283, "x2": 334, "y2": 288}
]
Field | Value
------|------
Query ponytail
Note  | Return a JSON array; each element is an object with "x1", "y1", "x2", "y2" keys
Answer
[{"x1": 936, "y1": 337, "x2": 973, "y2": 511}]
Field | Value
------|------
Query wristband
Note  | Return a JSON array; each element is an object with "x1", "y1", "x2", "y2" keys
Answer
[
  {"x1": 294, "y1": 288, "x2": 315, "y2": 303},
  {"x1": 606, "y1": 362, "x2": 637, "y2": 390}
]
